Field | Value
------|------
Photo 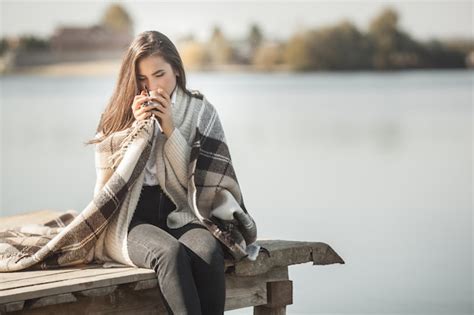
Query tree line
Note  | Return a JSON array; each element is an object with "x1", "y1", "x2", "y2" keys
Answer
[{"x1": 1, "y1": 6, "x2": 472, "y2": 71}]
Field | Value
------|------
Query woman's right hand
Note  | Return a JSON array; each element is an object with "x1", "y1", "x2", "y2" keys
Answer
[{"x1": 131, "y1": 90, "x2": 155, "y2": 121}]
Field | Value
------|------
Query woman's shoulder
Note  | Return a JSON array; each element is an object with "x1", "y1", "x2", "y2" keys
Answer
[
  {"x1": 189, "y1": 89, "x2": 204, "y2": 100},
  {"x1": 187, "y1": 89, "x2": 217, "y2": 111},
  {"x1": 183, "y1": 88, "x2": 219, "y2": 117}
]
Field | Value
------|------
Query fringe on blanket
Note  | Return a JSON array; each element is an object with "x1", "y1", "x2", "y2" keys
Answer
[{"x1": 107, "y1": 115, "x2": 158, "y2": 170}]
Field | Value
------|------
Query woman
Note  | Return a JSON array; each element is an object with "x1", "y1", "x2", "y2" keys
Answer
[{"x1": 86, "y1": 30, "x2": 226, "y2": 315}]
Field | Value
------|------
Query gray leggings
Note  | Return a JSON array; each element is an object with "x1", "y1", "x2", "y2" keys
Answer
[{"x1": 127, "y1": 184, "x2": 226, "y2": 315}]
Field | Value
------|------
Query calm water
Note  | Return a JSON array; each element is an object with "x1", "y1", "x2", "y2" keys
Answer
[{"x1": 0, "y1": 70, "x2": 472, "y2": 315}]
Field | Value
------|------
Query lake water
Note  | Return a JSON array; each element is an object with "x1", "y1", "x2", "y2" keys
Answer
[{"x1": 0, "y1": 70, "x2": 472, "y2": 314}]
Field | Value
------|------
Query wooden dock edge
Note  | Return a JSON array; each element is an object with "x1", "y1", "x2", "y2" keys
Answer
[{"x1": 0, "y1": 210, "x2": 345, "y2": 314}]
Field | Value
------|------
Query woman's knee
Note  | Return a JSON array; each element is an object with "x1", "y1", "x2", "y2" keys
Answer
[
  {"x1": 127, "y1": 223, "x2": 188, "y2": 270},
  {"x1": 145, "y1": 240, "x2": 189, "y2": 272},
  {"x1": 180, "y1": 228, "x2": 225, "y2": 266},
  {"x1": 161, "y1": 240, "x2": 187, "y2": 260}
]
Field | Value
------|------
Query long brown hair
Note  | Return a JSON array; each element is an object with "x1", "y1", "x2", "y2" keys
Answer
[{"x1": 84, "y1": 30, "x2": 192, "y2": 145}]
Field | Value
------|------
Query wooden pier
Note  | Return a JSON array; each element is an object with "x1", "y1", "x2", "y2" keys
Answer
[{"x1": 0, "y1": 210, "x2": 345, "y2": 314}]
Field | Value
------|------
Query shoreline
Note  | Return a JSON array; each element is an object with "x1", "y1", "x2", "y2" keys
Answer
[
  {"x1": 1, "y1": 60, "x2": 293, "y2": 76},
  {"x1": 1, "y1": 59, "x2": 471, "y2": 77},
  {"x1": 4, "y1": 60, "x2": 123, "y2": 76}
]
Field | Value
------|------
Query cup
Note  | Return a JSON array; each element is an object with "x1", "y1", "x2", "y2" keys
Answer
[
  {"x1": 147, "y1": 89, "x2": 164, "y2": 133},
  {"x1": 149, "y1": 90, "x2": 160, "y2": 104}
]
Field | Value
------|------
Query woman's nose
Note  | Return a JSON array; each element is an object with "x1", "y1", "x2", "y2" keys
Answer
[{"x1": 147, "y1": 80, "x2": 160, "y2": 90}]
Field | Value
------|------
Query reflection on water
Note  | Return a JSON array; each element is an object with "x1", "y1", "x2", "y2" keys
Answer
[{"x1": 1, "y1": 70, "x2": 472, "y2": 314}]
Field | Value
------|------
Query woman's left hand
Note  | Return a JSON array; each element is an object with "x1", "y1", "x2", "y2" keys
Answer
[{"x1": 149, "y1": 88, "x2": 175, "y2": 138}]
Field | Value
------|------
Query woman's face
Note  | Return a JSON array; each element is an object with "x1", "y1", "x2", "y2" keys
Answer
[{"x1": 136, "y1": 54, "x2": 178, "y2": 96}]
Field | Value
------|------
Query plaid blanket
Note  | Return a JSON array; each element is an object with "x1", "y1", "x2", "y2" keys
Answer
[{"x1": 0, "y1": 97, "x2": 260, "y2": 272}]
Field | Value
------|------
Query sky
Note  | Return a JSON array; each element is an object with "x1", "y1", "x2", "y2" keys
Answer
[{"x1": 0, "y1": 0, "x2": 473, "y2": 43}]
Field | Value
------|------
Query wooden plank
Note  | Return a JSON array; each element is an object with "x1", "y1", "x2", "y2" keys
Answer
[
  {"x1": 226, "y1": 281, "x2": 266, "y2": 311},
  {"x1": 26, "y1": 292, "x2": 77, "y2": 309},
  {"x1": 254, "y1": 305, "x2": 287, "y2": 315},
  {"x1": 0, "y1": 264, "x2": 108, "y2": 289},
  {"x1": 0, "y1": 264, "x2": 154, "y2": 292},
  {"x1": 0, "y1": 210, "x2": 70, "y2": 230},
  {"x1": 0, "y1": 267, "x2": 155, "y2": 304},
  {"x1": 224, "y1": 266, "x2": 288, "y2": 311},
  {"x1": 0, "y1": 265, "x2": 95, "y2": 283},
  {"x1": 1, "y1": 301, "x2": 24, "y2": 313},
  {"x1": 4, "y1": 285, "x2": 168, "y2": 314},
  {"x1": 128, "y1": 279, "x2": 157, "y2": 291},
  {"x1": 264, "y1": 280, "x2": 293, "y2": 308},
  {"x1": 8, "y1": 283, "x2": 251, "y2": 314},
  {"x1": 6, "y1": 284, "x2": 261, "y2": 314},
  {"x1": 233, "y1": 239, "x2": 345, "y2": 276}
]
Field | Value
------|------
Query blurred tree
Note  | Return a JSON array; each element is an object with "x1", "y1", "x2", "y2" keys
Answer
[
  {"x1": 207, "y1": 25, "x2": 233, "y2": 65},
  {"x1": 283, "y1": 7, "x2": 467, "y2": 71},
  {"x1": 309, "y1": 20, "x2": 372, "y2": 70},
  {"x1": 101, "y1": 4, "x2": 133, "y2": 34},
  {"x1": 180, "y1": 40, "x2": 208, "y2": 70},
  {"x1": 369, "y1": 7, "x2": 398, "y2": 35},
  {"x1": 252, "y1": 42, "x2": 282, "y2": 70},
  {"x1": 179, "y1": 33, "x2": 196, "y2": 42},
  {"x1": 17, "y1": 35, "x2": 50, "y2": 52},
  {"x1": 368, "y1": 7, "x2": 427, "y2": 69},
  {"x1": 247, "y1": 23, "x2": 264, "y2": 53},
  {"x1": 0, "y1": 38, "x2": 8, "y2": 55},
  {"x1": 368, "y1": 7, "x2": 400, "y2": 69},
  {"x1": 283, "y1": 32, "x2": 313, "y2": 71},
  {"x1": 421, "y1": 39, "x2": 466, "y2": 68},
  {"x1": 439, "y1": 38, "x2": 474, "y2": 55},
  {"x1": 285, "y1": 20, "x2": 372, "y2": 70}
]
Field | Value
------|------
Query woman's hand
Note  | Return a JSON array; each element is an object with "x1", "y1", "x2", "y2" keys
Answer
[
  {"x1": 131, "y1": 90, "x2": 156, "y2": 121},
  {"x1": 148, "y1": 88, "x2": 175, "y2": 138}
]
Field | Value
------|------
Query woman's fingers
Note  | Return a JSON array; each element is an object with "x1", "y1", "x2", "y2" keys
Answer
[
  {"x1": 133, "y1": 101, "x2": 151, "y2": 120},
  {"x1": 149, "y1": 95, "x2": 168, "y2": 109},
  {"x1": 156, "y1": 88, "x2": 170, "y2": 103},
  {"x1": 152, "y1": 104, "x2": 166, "y2": 113},
  {"x1": 136, "y1": 105, "x2": 153, "y2": 115},
  {"x1": 132, "y1": 95, "x2": 148, "y2": 111},
  {"x1": 132, "y1": 89, "x2": 169, "y2": 122},
  {"x1": 150, "y1": 109, "x2": 163, "y2": 117},
  {"x1": 136, "y1": 103, "x2": 161, "y2": 118},
  {"x1": 137, "y1": 110, "x2": 152, "y2": 120}
]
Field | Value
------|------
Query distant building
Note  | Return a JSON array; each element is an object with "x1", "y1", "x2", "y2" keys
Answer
[
  {"x1": 50, "y1": 25, "x2": 133, "y2": 52},
  {"x1": 1, "y1": 3, "x2": 135, "y2": 71}
]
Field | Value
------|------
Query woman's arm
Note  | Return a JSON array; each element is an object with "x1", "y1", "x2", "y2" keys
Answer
[{"x1": 163, "y1": 126, "x2": 191, "y2": 188}]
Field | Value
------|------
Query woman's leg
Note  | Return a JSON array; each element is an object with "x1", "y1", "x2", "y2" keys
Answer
[
  {"x1": 169, "y1": 223, "x2": 226, "y2": 315},
  {"x1": 127, "y1": 219, "x2": 202, "y2": 315}
]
